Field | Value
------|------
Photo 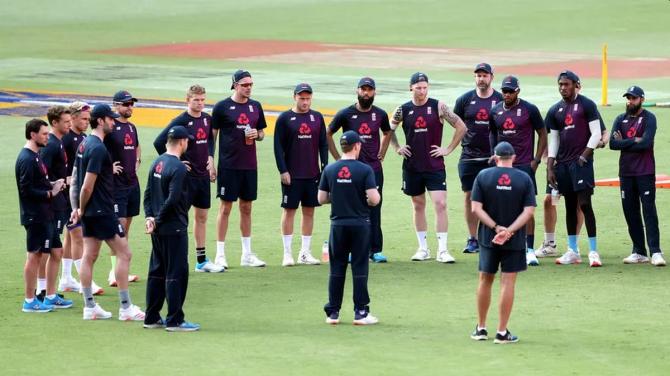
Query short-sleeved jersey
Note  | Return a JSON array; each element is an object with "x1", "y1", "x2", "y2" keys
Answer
[
  {"x1": 62, "y1": 131, "x2": 86, "y2": 176},
  {"x1": 471, "y1": 166, "x2": 536, "y2": 250},
  {"x1": 211, "y1": 97, "x2": 267, "y2": 170},
  {"x1": 328, "y1": 105, "x2": 391, "y2": 171},
  {"x1": 398, "y1": 98, "x2": 444, "y2": 172},
  {"x1": 144, "y1": 154, "x2": 189, "y2": 234},
  {"x1": 274, "y1": 109, "x2": 327, "y2": 179},
  {"x1": 489, "y1": 99, "x2": 544, "y2": 165},
  {"x1": 319, "y1": 159, "x2": 376, "y2": 225},
  {"x1": 104, "y1": 119, "x2": 140, "y2": 188},
  {"x1": 40, "y1": 133, "x2": 69, "y2": 211},
  {"x1": 545, "y1": 95, "x2": 601, "y2": 163},
  {"x1": 154, "y1": 112, "x2": 213, "y2": 178},
  {"x1": 15, "y1": 148, "x2": 53, "y2": 225},
  {"x1": 610, "y1": 109, "x2": 656, "y2": 177},
  {"x1": 75, "y1": 135, "x2": 115, "y2": 217},
  {"x1": 454, "y1": 90, "x2": 503, "y2": 160}
]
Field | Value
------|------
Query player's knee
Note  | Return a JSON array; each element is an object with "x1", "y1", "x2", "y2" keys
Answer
[
  {"x1": 434, "y1": 199, "x2": 447, "y2": 213},
  {"x1": 239, "y1": 202, "x2": 252, "y2": 215}
]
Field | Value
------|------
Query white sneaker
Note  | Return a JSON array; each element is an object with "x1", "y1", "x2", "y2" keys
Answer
[
  {"x1": 526, "y1": 252, "x2": 540, "y2": 266},
  {"x1": 119, "y1": 304, "x2": 146, "y2": 321},
  {"x1": 651, "y1": 253, "x2": 667, "y2": 267},
  {"x1": 59, "y1": 277, "x2": 81, "y2": 292},
  {"x1": 588, "y1": 251, "x2": 602, "y2": 267},
  {"x1": 535, "y1": 241, "x2": 558, "y2": 257},
  {"x1": 241, "y1": 253, "x2": 266, "y2": 267},
  {"x1": 194, "y1": 260, "x2": 225, "y2": 272},
  {"x1": 214, "y1": 252, "x2": 228, "y2": 269},
  {"x1": 555, "y1": 249, "x2": 581, "y2": 265},
  {"x1": 108, "y1": 271, "x2": 140, "y2": 287},
  {"x1": 353, "y1": 313, "x2": 379, "y2": 325},
  {"x1": 411, "y1": 249, "x2": 431, "y2": 261},
  {"x1": 79, "y1": 281, "x2": 105, "y2": 295},
  {"x1": 282, "y1": 253, "x2": 295, "y2": 267},
  {"x1": 83, "y1": 303, "x2": 112, "y2": 320},
  {"x1": 436, "y1": 250, "x2": 455, "y2": 263},
  {"x1": 298, "y1": 251, "x2": 321, "y2": 265},
  {"x1": 623, "y1": 253, "x2": 649, "y2": 264}
]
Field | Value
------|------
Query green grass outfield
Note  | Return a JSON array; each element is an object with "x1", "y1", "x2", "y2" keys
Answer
[{"x1": 1, "y1": 1, "x2": 669, "y2": 375}]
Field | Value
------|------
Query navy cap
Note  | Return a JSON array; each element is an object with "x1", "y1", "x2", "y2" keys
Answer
[
  {"x1": 112, "y1": 90, "x2": 138, "y2": 103},
  {"x1": 231, "y1": 69, "x2": 252, "y2": 89},
  {"x1": 91, "y1": 104, "x2": 119, "y2": 119},
  {"x1": 410, "y1": 72, "x2": 429, "y2": 85},
  {"x1": 294, "y1": 83, "x2": 313, "y2": 94},
  {"x1": 557, "y1": 70, "x2": 580, "y2": 84},
  {"x1": 357, "y1": 77, "x2": 376, "y2": 89},
  {"x1": 474, "y1": 63, "x2": 493, "y2": 74},
  {"x1": 501, "y1": 75, "x2": 520, "y2": 91},
  {"x1": 494, "y1": 141, "x2": 515, "y2": 158},
  {"x1": 623, "y1": 85, "x2": 645, "y2": 98},
  {"x1": 167, "y1": 125, "x2": 194, "y2": 140},
  {"x1": 340, "y1": 130, "x2": 363, "y2": 146}
]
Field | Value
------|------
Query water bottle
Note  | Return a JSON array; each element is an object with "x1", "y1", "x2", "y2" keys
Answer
[
  {"x1": 244, "y1": 125, "x2": 253, "y2": 145},
  {"x1": 321, "y1": 241, "x2": 329, "y2": 263},
  {"x1": 551, "y1": 188, "x2": 560, "y2": 206}
]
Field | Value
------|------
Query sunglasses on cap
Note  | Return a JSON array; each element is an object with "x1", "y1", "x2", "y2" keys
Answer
[
  {"x1": 501, "y1": 88, "x2": 517, "y2": 94},
  {"x1": 114, "y1": 101, "x2": 135, "y2": 107},
  {"x1": 236, "y1": 82, "x2": 253, "y2": 88},
  {"x1": 70, "y1": 103, "x2": 91, "y2": 113}
]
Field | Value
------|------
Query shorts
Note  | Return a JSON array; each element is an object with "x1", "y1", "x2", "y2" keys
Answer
[
  {"x1": 515, "y1": 164, "x2": 537, "y2": 195},
  {"x1": 24, "y1": 222, "x2": 55, "y2": 253},
  {"x1": 82, "y1": 215, "x2": 126, "y2": 240},
  {"x1": 50, "y1": 211, "x2": 69, "y2": 248},
  {"x1": 458, "y1": 160, "x2": 490, "y2": 192},
  {"x1": 217, "y1": 168, "x2": 258, "y2": 202},
  {"x1": 479, "y1": 245, "x2": 527, "y2": 274},
  {"x1": 187, "y1": 175, "x2": 211, "y2": 209},
  {"x1": 114, "y1": 183, "x2": 141, "y2": 218},
  {"x1": 555, "y1": 160, "x2": 594, "y2": 194},
  {"x1": 281, "y1": 177, "x2": 320, "y2": 209},
  {"x1": 402, "y1": 169, "x2": 447, "y2": 196}
]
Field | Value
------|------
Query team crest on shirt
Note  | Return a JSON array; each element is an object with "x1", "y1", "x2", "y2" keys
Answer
[
  {"x1": 496, "y1": 173, "x2": 512, "y2": 191},
  {"x1": 427, "y1": 107, "x2": 432, "y2": 115},
  {"x1": 188, "y1": 121, "x2": 193, "y2": 126},
  {"x1": 203, "y1": 118, "x2": 208, "y2": 127},
  {"x1": 351, "y1": 115, "x2": 358, "y2": 119},
  {"x1": 310, "y1": 114, "x2": 315, "y2": 122},
  {"x1": 298, "y1": 123, "x2": 312, "y2": 139},
  {"x1": 336, "y1": 166, "x2": 352, "y2": 183},
  {"x1": 517, "y1": 108, "x2": 522, "y2": 117},
  {"x1": 573, "y1": 104, "x2": 579, "y2": 111},
  {"x1": 414, "y1": 116, "x2": 428, "y2": 133},
  {"x1": 229, "y1": 106, "x2": 236, "y2": 110},
  {"x1": 249, "y1": 105, "x2": 254, "y2": 112},
  {"x1": 492, "y1": 101, "x2": 497, "y2": 107},
  {"x1": 371, "y1": 112, "x2": 377, "y2": 122}
]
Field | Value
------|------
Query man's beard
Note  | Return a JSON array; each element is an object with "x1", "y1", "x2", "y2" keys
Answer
[
  {"x1": 357, "y1": 94, "x2": 374, "y2": 109},
  {"x1": 626, "y1": 103, "x2": 641, "y2": 115}
]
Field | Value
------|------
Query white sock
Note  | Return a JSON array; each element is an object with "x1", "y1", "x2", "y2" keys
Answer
[
  {"x1": 282, "y1": 234, "x2": 293, "y2": 254},
  {"x1": 437, "y1": 232, "x2": 448, "y2": 252},
  {"x1": 301, "y1": 235, "x2": 312, "y2": 253},
  {"x1": 25, "y1": 297, "x2": 35, "y2": 303},
  {"x1": 46, "y1": 294, "x2": 56, "y2": 300},
  {"x1": 62, "y1": 258, "x2": 73, "y2": 279},
  {"x1": 416, "y1": 231, "x2": 428, "y2": 250},
  {"x1": 545, "y1": 233, "x2": 555, "y2": 243},
  {"x1": 37, "y1": 278, "x2": 46, "y2": 291},
  {"x1": 241, "y1": 237, "x2": 252, "y2": 256},
  {"x1": 74, "y1": 259, "x2": 82, "y2": 275},
  {"x1": 216, "y1": 241, "x2": 225, "y2": 255}
]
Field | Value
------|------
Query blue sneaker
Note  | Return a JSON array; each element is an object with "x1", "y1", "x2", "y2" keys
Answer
[
  {"x1": 463, "y1": 238, "x2": 479, "y2": 254},
  {"x1": 166, "y1": 321, "x2": 200, "y2": 332},
  {"x1": 22, "y1": 299, "x2": 54, "y2": 313},
  {"x1": 370, "y1": 253, "x2": 388, "y2": 263},
  {"x1": 43, "y1": 295, "x2": 73, "y2": 309},
  {"x1": 143, "y1": 318, "x2": 166, "y2": 329}
]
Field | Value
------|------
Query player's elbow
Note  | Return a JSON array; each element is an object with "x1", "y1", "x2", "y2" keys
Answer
[{"x1": 367, "y1": 190, "x2": 381, "y2": 206}]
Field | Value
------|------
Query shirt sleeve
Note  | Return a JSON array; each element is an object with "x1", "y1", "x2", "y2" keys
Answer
[
  {"x1": 156, "y1": 163, "x2": 187, "y2": 223},
  {"x1": 523, "y1": 174, "x2": 537, "y2": 207},
  {"x1": 86, "y1": 147, "x2": 105, "y2": 174},
  {"x1": 582, "y1": 98, "x2": 601, "y2": 123},
  {"x1": 453, "y1": 93, "x2": 466, "y2": 119},
  {"x1": 470, "y1": 174, "x2": 483, "y2": 203},
  {"x1": 628, "y1": 113, "x2": 657, "y2": 151},
  {"x1": 143, "y1": 164, "x2": 155, "y2": 217},
  {"x1": 318, "y1": 168, "x2": 330, "y2": 192},
  {"x1": 328, "y1": 109, "x2": 345, "y2": 134},
  {"x1": 153, "y1": 120, "x2": 177, "y2": 155},
  {"x1": 18, "y1": 159, "x2": 50, "y2": 200},
  {"x1": 608, "y1": 115, "x2": 634, "y2": 150},
  {"x1": 256, "y1": 103, "x2": 268, "y2": 130},
  {"x1": 319, "y1": 113, "x2": 328, "y2": 170},
  {"x1": 544, "y1": 106, "x2": 560, "y2": 131},
  {"x1": 132, "y1": 124, "x2": 140, "y2": 146},
  {"x1": 273, "y1": 113, "x2": 288, "y2": 174},
  {"x1": 39, "y1": 142, "x2": 56, "y2": 174},
  {"x1": 529, "y1": 103, "x2": 545, "y2": 130},
  {"x1": 211, "y1": 102, "x2": 224, "y2": 130},
  {"x1": 364, "y1": 165, "x2": 376, "y2": 190}
]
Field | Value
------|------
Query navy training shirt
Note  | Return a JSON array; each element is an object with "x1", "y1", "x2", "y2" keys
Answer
[
  {"x1": 399, "y1": 98, "x2": 445, "y2": 172},
  {"x1": 15, "y1": 148, "x2": 54, "y2": 225},
  {"x1": 211, "y1": 97, "x2": 267, "y2": 170},
  {"x1": 144, "y1": 153, "x2": 189, "y2": 235},
  {"x1": 609, "y1": 109, "x2": 656, "y2": 177},
  {"x1": 319, "y1": 159, "x2": 376, "y2": 225},
  {"x1": 454, "y1": 89, "x2": 503, "y2": 160},
  {"x1": 471, "y1": 166, "x2": 536, "y2": 251},
  {"x1": 545, "y1": 94, "x2": 601, "y2": 164},
  {"x1": 154, "y1": 111, "x2": 214, "y2": 178},
  {"x1": 40, "y1": 133, "x2": 69, "y2": 212},
  {"x1": 274, "y1": 109, "x2": 328, "y2": 179},
  {"x1": 489, "y1": 99, "x2": 544, "y2": 166},
  {"x1": 75, "y1": 135, "x2": 115, "y2": 217},
  {"x1": 62, "y1": 131, "x2": 86, "y2": 176},
  {"x1": 104, "y1": 119, "x2": 140, "y2": 188}
]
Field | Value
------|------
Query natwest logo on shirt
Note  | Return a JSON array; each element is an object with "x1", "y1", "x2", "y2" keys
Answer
[
  {"x1": 414, "y1": 116, "x2": 428, "y2": 133},
  {"x1": 502, "y1": 117, "x2": 517, "y2": 135},
  {"x1": 298, "y1": 123, "x2": 312, "y2": 139},
  {"x1": 236, "y1": 113, "x2": 251, "y2": 130},
  {"x1": 195, "y1": 127, "x2": 208, "y2": 144},
  {"x1": 475, "y1": 108, "x2": 489, "y2": 122},
  {"x1": 123, "y1": 133, "x2": 135, "y2": 150},
  {"x1": 496, "y1": 173, "x2": 512, "y2": 191},
  {"x1": 153, "y1": 161, "x2": 164, "y2": 178},
  {"x1": 336, "y1": 166, "x2": 352, "y2": 183},
  {"x1": 564, "y1": 113, "x2": 575, "y2": 130},
  {"x1": 358, "y1": 122, "x2": 373, "y2": 139}
]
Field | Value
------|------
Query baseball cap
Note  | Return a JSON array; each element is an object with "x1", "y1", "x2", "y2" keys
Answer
[
  {"x1": 494, "y1": 141, "x2": 515, "y2": 158},
  {"x1": 357, "y1": 77, "x2": 376, "y2": 89},
  {"x1": 231, "y1": 69, "x2": 252, "y2": 89},
  {"x1": 340, "y1": 130, "x2": 363, "y2": 146},
  {"x1": 167, "y1": 125, "x2": 194, "y2": 140},
  {"x1": 112, "y1": 90, "x2": 138, "y2": 104},
  {"x1": 557, "y1": 70, "x2": 580, "y2": 84},
  {"x1": 91, "y1": 104, "x2": 119, "y2": 119},
  {"x1": 294, "y1": 83, "x2": 313, "y2": 94},
  {"x1": 623, "y1": 85, "x2": 645, "y2": 98},
  {"x1": 501, "y1": 76, "x2": 520, "y2": 91},
  {"x1": 474, "y1": 63, "x2": 493, "y2": 74},
  {"x1": 410, "y1": 72, "x2": 429, "y2": 85}
]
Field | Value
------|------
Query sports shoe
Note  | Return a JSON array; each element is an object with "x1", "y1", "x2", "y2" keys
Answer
[
  {"x1": 651, "y1": 253, "x2": 667, "y2": 267},
  {"x1": 436, "y1": 250, "x2": 455, "y2": 263},
  {"x1": 325, "y1": 311, "x2": 340, "y2": 325},
  {"x1": 470, "y1": 326, "x2": 488, "y2": 341},
  {"x1": 588, "y1": 251, "x2": 602, "y2": 267},
  {"x1": 623, "y1": 253, "x2": 649, "y2": 264},
  {"x1": 108, "y1": 271, "x2": 140, "y2": 287},
  {"x1": 214, "y1": 252, "x2": 229, "y2": 269},
  {"x1": 166, "y1": 321, "x2": 200, "y2": 332},
  {"x1": 298, "y1": 251, "x2": 320, "y2": 265},
  {"x1": 526, "y1": 252, "x2": 540, "y2": 266},
  {"x1": 143, "y1": 318, "x2": 166, "y2": 329},
  {"x1": 59, "y1": 277, "x2": 81, "y2": 293},
  {"x1": 22, "y1": 299, "x2": 53, "y2": 313},
  {"x1": 194, "y1": 259, "x2": 225, "y2": 273},
  {"x1": 411, "y1": 248, "x2": 431, "y2": 261},
  {"x1": 353, "y1": 311, "x2": 379, "y2": 325},
  {"x1": 92, "y1": 281, "x2": 104, "y2": 295},
  {"x1": 43, "y1": 295, "x2": 73, "y2": 309},
  {"x1": 555, "y1": 249, "x2": 581, "y2": 265},
  {"x1": 535, "y1": 241, "x2": 558, "y2": 257},
  {"x1": 118, "y1": 304, "x2": 146, "y2": 321},
  {"x1": 83, "y1": 303, "x2": 112, "y2": 320},
  {"x1": 370, "y1": 253, "x2": 388, "y2": 263},
  {"x1": 240, "y1": 252, "x2": 266, "y2": 267},
  {"x1": 282, "y1": 253, "x2": 295, "y2": 267},
  {"x1": 494, "y1": 330, "x2": 519, "y2": 344},
  {"x1": 463, "y1": 238, "x2": 479, "y2": 254}
]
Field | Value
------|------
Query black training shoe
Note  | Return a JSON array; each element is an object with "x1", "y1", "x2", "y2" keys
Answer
[
  {"x1": 470, "y1": 326, "x2": 488, "y2": 341},
  {"x1": 35, "y1": 290, "x2": 46, "y2": 302},
  {"x1": 494, "y1": 330, "x2": 519, "y2": 344}
]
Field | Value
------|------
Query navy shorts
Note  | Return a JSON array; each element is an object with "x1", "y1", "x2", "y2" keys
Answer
[
  {"x1": 50, "y1": 211, "x2": 69, "y2": 248},
  {"x1": 458, "y1": 160, "x2": 490, "y2": 192},
  {"x1": 556, "y1": 160, "x2": 594, "y2": 194},
  {"x1": 281, "y1": 177, "x2": 320, "y2": 209},
  {"x1": 187, "y1": 175, "x2": 211, "y2": 209},
  {"x1": 82, "y1": 215, "x2": 126, "y2": 240},
  {"x1": 114, "y1": 183, "x2": 141, "y2": 218},
  {"x1": 402, "y1": 169, "x2": 447, "y2": 196},
  {"x1": 24, "y1": 222, "x2": 55, "y2": 253},
  {"x1": 515, "y1": 164, "x2": 537, "y2": 195},
  {"x1": 479, "y1": 245, "x2": 527, "y2": 274},
  {"x1": 217, "y1": 168, "x2": 257, "y2": 202}
]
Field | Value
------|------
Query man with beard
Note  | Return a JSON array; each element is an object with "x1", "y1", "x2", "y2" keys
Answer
[
  {"x1": 327, "y1": 77, "x2": 392, "y2": 263},
  {"x1": 454, "y1": 63, "x2": 504, "y2": 254},
  {"x1": 610, "y1": 86, "x2": 666, "y2": 266}
]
